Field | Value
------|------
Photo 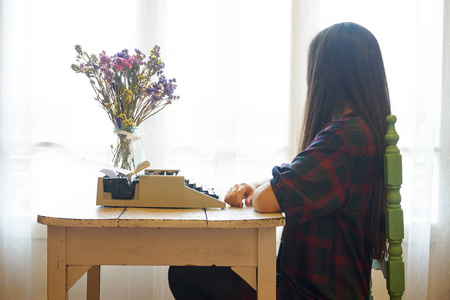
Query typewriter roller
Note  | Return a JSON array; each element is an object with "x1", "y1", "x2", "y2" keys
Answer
[{"x1": 96, "y1": 169, "x2": 225, "y2": 209}]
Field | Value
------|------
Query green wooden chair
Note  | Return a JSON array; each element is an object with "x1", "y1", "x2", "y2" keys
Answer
[{"x1": 371, "y1": 115, "x2": 405, "y2": 299}]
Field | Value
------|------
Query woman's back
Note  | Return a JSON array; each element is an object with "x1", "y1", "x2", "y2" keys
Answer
[{"x1": 273, "y1": 115, "x2": 375, "y2": 299}]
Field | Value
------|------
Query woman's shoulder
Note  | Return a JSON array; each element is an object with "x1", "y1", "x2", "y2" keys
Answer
[
  {"x1": 319, "y1": 114, "x2": 374, "y2": 149},
  {"x1": 323, "y1": 114, "x2": 370, "y2": 134}
]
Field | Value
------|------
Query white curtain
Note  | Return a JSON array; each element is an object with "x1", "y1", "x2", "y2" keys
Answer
[
  {"x1": 1, "y1": 0, "x2": 449, "y2": 299},
  {"x1": 0, "y1": 0, "x2": 291, "y2": 299}
]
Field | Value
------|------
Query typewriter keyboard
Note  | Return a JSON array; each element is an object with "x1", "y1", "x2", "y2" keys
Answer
[
  {"x1": 184, "y1": 179, "x2": 219, "y2": 199},
  {"x1": 144, "y1": 169, "x2": 219, "y2": 200}
]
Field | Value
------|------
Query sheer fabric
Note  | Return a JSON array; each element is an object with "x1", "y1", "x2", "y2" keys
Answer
[
  {"x1": 1, "y1": 0, "x2": 449, "y2": 299},
  {"x1": 0, "y1": 0, "x2": 290, "y2": 299}
]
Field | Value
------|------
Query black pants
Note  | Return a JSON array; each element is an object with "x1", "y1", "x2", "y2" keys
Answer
[{"x1": 168, "y1": 266, "x2": 257, "y2": 300}]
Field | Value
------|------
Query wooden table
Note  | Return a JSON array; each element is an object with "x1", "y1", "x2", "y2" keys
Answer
[{"x1": 37, "y1": 205, "x2": 285, "y2": 300}]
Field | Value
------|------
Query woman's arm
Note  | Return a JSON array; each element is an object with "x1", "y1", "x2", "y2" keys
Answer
[
  {"x1": 224, "y1": 179, "x2": 267, "y2": 208},
  {"x1": 224, "y1": 180, "x2": 281, "y2": 213},
  {"x1": 252, "y1": 182, "x2": 281, "y2": 213}
]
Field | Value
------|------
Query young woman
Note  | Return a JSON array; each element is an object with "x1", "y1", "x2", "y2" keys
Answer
[{"x1": 169, "y1": 22, "x2": 391, "y2": 300}]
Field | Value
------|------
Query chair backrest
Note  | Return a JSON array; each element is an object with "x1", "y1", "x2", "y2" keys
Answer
[{"x1": 384, "y1": 115, "x2": 405, "y2": 299}]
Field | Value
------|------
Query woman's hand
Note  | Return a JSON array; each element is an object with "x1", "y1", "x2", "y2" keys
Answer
[
  {"x1": 225, "y1": 181, "x2": 281, "y2": 212},
  {"x1": 224, "y1": 183, "x2": 256, "y2": 208}
]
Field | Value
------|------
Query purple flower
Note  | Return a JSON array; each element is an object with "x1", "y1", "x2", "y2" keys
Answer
[
  {"x1": 115, "y1": 117, "x2": 122, "y2": 128},
  {"x1": 100, "y1": 67, "x2": 114, "y2": 83},
  {"x1": 116, "y1": 49, "x2": 128, "y2": 59},
  {"x1": 99, "y1": 52, "x2": 111, "y2": 66},
  {"x1": 146, "y1": 87, "x2": 157, "y2": 94}
]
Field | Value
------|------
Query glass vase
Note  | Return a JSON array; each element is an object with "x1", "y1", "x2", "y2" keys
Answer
[{"x1": 111, "y1": 127, "x2": 142, "y2": 171}]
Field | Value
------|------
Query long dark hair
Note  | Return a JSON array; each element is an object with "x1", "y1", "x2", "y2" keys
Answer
[{"x1": 300, "y1": 22, "x2": 390, "y2": 261}]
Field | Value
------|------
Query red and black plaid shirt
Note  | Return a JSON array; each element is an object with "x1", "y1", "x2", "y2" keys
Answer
[{"x1": 270, "y1": 115, "x2": 375, "y2": 299}]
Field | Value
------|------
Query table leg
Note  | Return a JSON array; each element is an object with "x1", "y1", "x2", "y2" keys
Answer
[
  {"x1": 87, "y1": 265, "x2": 100, "y2": 300},
  {"x1": 47, "y1": 226, "x2": 68, "y2": 300},
  {"x1": 257, "y1": 227, "x2": 276, "y2": 300}
]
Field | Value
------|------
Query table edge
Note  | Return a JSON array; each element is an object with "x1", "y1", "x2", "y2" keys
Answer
[{"x1": 37, "y1": 208, "x2": 286, "y2": 228}]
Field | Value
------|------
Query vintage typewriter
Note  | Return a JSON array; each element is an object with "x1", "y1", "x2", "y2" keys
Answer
[{"x1": 96, "y1": 161, "x2": 226, "y2": 209}]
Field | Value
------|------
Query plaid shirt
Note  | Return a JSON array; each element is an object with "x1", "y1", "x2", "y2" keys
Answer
[{"x1": 270, "y1": 115, "x2": 375, "y2": 300}]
